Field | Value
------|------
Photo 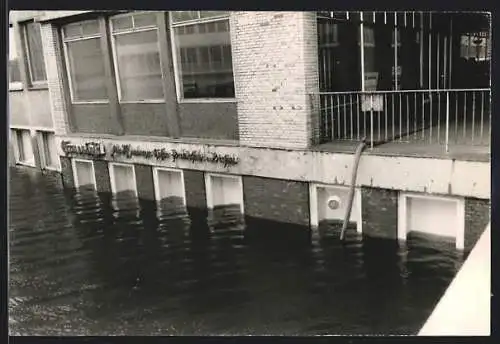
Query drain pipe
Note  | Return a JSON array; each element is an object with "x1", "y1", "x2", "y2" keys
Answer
[{"x1": 340, "y1": 137, "x2": 367, "y2": 241}]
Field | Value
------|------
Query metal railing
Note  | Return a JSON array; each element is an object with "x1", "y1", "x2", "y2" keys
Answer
[{"x1": 311, "y1": 88, "x2": 491, "y2": 151}]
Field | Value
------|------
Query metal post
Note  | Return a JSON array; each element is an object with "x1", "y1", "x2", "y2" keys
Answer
[
  {"x1": 420, "y1": 12, "x2": 424, "y2": 88},
  {"x1": 449, "y1": 18, "x2": 453, "y2": 88},
  {"x1": 370, "y1": 94, "x2": 374, "y2": 149},
  {"x1": 437, "y1": 33, "x2": 440, "y2": 89},
  {"x1": 445, "y1": 91, "x2": 450, "y2": 152},
  {"x1": 394, "y1": 13, "x2": 398, "y2": 90},
  {"x1": 429, "y1": 13, "x2": 432, "y2": 89},
  {"x1": 360, "y1": 12, "x2": 365, "y2": 91}
]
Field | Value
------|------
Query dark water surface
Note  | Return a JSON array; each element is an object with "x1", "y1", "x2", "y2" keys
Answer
[{"x1": 8, "y1": 167, "x2": 463, "y2": 336}]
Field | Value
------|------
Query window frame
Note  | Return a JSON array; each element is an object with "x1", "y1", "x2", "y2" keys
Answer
[
  {"x1": 11, "y1": 128, "x2": 36, "y2": 167},
  {"x1": 169, "y1": 11, "x2": 236, "y2": 103},
  {"x1": 109, "y1": 11, "x2": 166, "y2": 103},
  {"x1": 71, "y1": 158, "x2": 97, "y2": 189},
  {"x1": 61, "y1": 19, "x2": 109, "y2": 105},
  {"x1": 22, "y1": 20, "x2": 48, "y2": 88},
  {"x1": 37, "y1": 130, "x2": 60, "y2": 171},
  {"x1": 9, "y1": 25, "x2": 23, "y2": 91}
]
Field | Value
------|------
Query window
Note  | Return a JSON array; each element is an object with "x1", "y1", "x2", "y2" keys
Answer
[
  {"x1": 460, "y1": 32, "x2": 490, "y2": 61},
  {"x1": 72, "y1": 159, "x2": 97, "y2": 189},
  {"x1": 9, "y1": 27, "x2": 22, "y2": 90},
  {"x1": 170, "y1": 11, "x2": 235, "y2": 99},
  {"x1": 62, "y1": 19, "x2": 108, "y2": 102},
  {"x1": 23, "y1": 21, "x2": 47, "y2": 85},
  {"x1": 110, "y1": 12, "x2": 164, "y2": 101},
  {"x1": 38, "y1": 131, "x2": 58, "y2": 169},
  {"x1": 11, "y1": 129, "x2": 35, "y2": 165}
]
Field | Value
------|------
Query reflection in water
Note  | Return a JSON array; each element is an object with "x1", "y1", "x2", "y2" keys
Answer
[{"x1": 9, "y1": 167, "x2": 463, "y2": 335}]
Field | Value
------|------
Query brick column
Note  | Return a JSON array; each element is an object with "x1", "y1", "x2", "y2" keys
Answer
[
  {"x1": 231, "y1": 12, "x2": 319, "y2": 149},
  {"x1": 40, "y1": 22, "x2": 71, "y2": 136}
]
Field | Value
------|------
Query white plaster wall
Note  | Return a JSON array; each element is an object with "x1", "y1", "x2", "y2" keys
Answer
[
  {"x1": 111, "y1": 165, "x2": 136, "y2": 193},
  {"x1": 317, "y1": 186, "x2": 359, "y2": 223},
  {"x1": 211, "y1": 175, "x2": 241, "y2": 206},
  {"x1": 408, "y1": 197, "x2": 459, "y2": 238},
  {"x1": 55, "y1": 136, "x2": 490, "y2": 200},
  {"x1": 156, "y1": 170, "x2": 184, "y2": 200},
  {"x1": 74, "y1": 161, "x2": 94, "y2": 187}
]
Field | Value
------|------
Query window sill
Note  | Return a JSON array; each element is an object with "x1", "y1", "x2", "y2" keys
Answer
[
  {"x1": 27, "y1": 83, "x2": 49, "y2": 91},
  {"x1": 178, "y1": 98, "x2": 237, "y2": 104},
  {"x1": 119, "y1": 100, "x2": 165, "y2": 104},
  {"x1": 16, "y1": 161, "x2": 37, "y2": 168},
  {"x1": 72, "y1": 100, "x2": 110, "y2": 105},
  {"x1": 9, "y1": 86, "x2": 24, "y2": 92},
  {"x1": 43, "y1": 165, "x2": 61, "y2": 172}
]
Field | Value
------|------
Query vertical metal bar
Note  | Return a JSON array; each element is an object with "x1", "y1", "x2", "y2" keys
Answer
[
  {"x1": 436, "y1": 33, "x2": 440, "y2": 89},
  {"x1": 378, "y1": 95, "x2": 381, "y2": 141},
  {"x1": 357, "y1": 93, "x2": 360, "y2": 140},
  {"x1": 445, "y1": 91, "x2": 450, "y2": 152},
  {"x1": 404, "y1": 11, "x2": 407, "y2": 27},
  {"x1": 373, "y1": 11, "x2": 376, "y2": 23},
  {"x1": 406, "y1": 93, "x2": 410, "y2": 141},
  {"x1": 472, "y1": 91, "x2": 476, "y2": 143},
  {"x1": 429, "y1": 92, "x2": 433, "y2": 143},
  {"x1": 360, "y1": 13, "x2": 365, "y2": 91},
  {"x1": 394, "y1": 17, "x2": 398, "y2": 90},
  {"x1": 437, "y1": 91, "x2": 441, "y2": 142},
  {"x1": 449, "y1": 19, "x2": 453, "y2": 88},
  {"x1": 463, "y1": 91, "x2": 467, "y2": 140},
  {"x1": 342, "y1": 94, "x2": 346, "y2": 138},
  {"x1": 330, "y1": 95, "x2": 335, "y2": 140},
  {"x1": 422, "y1": 93, "x2": 425, "y2": 140},
  {"x1": 444, "y1": 36, "x2": 448, "y2": 89},
  {"x1": 399, "y1": 93, "x2": 402, "y2": 140},
  {"x1": 363, "y1": 95, "x2": 367, "y2": 138},
  {"x1": 480, "y1": 91, "x2": 484, "y2": 141},
  {"x1": 336, "y1": 94, "x2": 341, "y2": 139},
  {"x1": 370, "y1": 94, "x2": 374, "y2": 149},
  {"x1": 419, "y1": 12, "x2": 424, "y2": 88},
  {"x1": 392, "y1": 93, "x2": 395, "y2": 139},
  {"x1": 455, "y1": 91, "x2": 458, "y2": 143},
  {"x1": 350, "y1": 94, "x2": 354, "y2": 140},
  {"x1": 413, "y1": 11, "x2": 415, "y2": 28},
  {"x1": 346, "y1": 11, "x2": 349, "y2": 20},
  {"x1": 384, "y1": 11, "x2": 387, "y2": 24},
  {"x1": 414, "y1": 92, "x2": 417, "y2": 139},
  {"x1": 385, "y1": 93, "x2": 388, "y2": 141},
  {"x1": 429, "y1": 14, "x2": 432, "y2": 89},
  {"x1": 327, "y1": 23, "x2": 332, "y2": 90}
]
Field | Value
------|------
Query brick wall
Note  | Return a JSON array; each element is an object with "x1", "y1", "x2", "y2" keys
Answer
[
  {"x1": 243, "y1": 176, "x2": 310, "y2": 226},
  {"x1": 93, "y1": 160, "x2": 111, "y2": 194},
  {"x1": 60, "y1": 156, "x2": 74, "y2": 189},
  {"x1": 231, "y1": 12, "x2": 319, "y2": 149},
  {"x1": 134, "y1": 164, "x2": 155, "y2": 201},
  {"x1": 40, "y1": 23, "x2": 70, "y2": 136},
  {"x1": 361, "y1": 187, "x2": 399, "y2": 240},
  {"x1": 464, "y1": 197, "x2": 490, "y2": 252}
]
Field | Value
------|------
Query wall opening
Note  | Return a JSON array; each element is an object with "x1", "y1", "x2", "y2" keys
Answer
[
  {"x1": 310, "y1": 184, "x2": 363, "y2": 237},
  {"x1": 109, "y1": 163, "x2": 138, "y2": 197},
  {"x1": 71, "y1": 159, "x2": 97, "y2": 190},
  {"x1": 153, "y1": 167, "x2": 187, "y2": 215},
  {"x1": 398, "y1": 193, "x2": 465, "y2": 249},
  {"x1": 205, "y1": 173, "x2": 244, "y2": 226},
  {"x1": 11, "y1": 129, "x2": 35, "y2": 166},
  {"x1": 37, "y1": 131, "x2": 59, "y2": 170}
]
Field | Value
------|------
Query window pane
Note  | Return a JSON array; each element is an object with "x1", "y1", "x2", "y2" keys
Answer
[
  {"x1": 133, "y1": 12, "x2": 157, "y2": 28},
  {"x1": 115, "y1": 30, "x2": 164, "y2": 100},
  {"x1": 42, "y1": 132, "x2": 52, "y2": 166},
  {"x1": 199, "y1": 11, "x2": 229, "y2": 19},
  {"x1": 9, "y1": 60, "x2": 22, "y2": 83},
  {"x1": 16, "y1": 130, "x2": 25, "y2": 162},
  {"x1": 63, "y1": 23, "x2": 82, "y2": 39},
  {"x1": 81, "y1": 20, "x2": 100, "y2": 36},
  {"x1": 66, "y1": 38, "x2": 108, "y2": 101},
  {"x1": 25, "y1": 22, "x2": 47, "y2": 82},
  {"x1": 174, "y1": 19, "x2": 235, "y2": 98},
  {"x1": 171, "y1": 11, "x2": 200, "y2": 23},
  {"x1": 112, "y1": 16, "x2": 133, "y2": 32},
  {"x1": 9, "y1": 27, "x2": 22, "y2": 84}
]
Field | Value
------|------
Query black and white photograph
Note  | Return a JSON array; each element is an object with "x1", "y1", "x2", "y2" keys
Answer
[{"x1": 7, "y1": 9, "x2": 491, "y2": 336}]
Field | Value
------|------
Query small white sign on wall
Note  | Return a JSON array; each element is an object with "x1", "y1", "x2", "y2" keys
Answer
[{"x1": 361, "y1": 94, "x2": 384, "y2": 112}]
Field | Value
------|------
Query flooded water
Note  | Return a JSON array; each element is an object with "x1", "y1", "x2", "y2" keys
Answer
[{"x1": 8, "y1": 167, "x2": 464, "y2": 336}]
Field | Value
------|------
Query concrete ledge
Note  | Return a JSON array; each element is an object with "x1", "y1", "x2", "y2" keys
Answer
[
  {"x1": 55, "y1": 135, "x2": 490, "y2": 200},
  {"x1": 419, "y1": 223, "x2": 490, "y2": 336}
]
